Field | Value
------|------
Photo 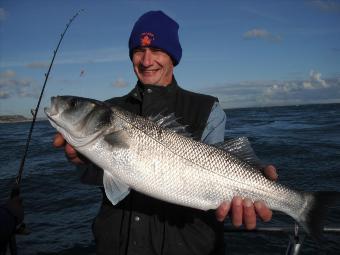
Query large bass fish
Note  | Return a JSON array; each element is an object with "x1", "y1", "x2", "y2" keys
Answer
[{"x1": 44, "y1": 96, "x2": 338, "y2": 240}]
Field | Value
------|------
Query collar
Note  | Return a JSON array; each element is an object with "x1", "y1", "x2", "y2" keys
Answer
[{"x1": 127, "y1": 76, "x2": 179, "y2": 102}]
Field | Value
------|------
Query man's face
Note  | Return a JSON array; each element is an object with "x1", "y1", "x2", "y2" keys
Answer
[{"x1": 132, "y1": 47, "x2": 174, "y2": 86}]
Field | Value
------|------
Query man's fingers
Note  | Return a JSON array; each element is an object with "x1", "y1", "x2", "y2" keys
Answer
[
  {"x1": 70, "y1": 157, "x2": 85, "y2": 165},
  {"x1": 53, "y1": 133, "x2": 85, "y2": 165},
  {"x1": 53, "y1": 133, "x2": 66, "y2": 148},
  {"x1": 231, "y1": 196, "x2": 243, "y2": 227},
  {"x1": 215, "y1": 201, "x2": 230, "y2": 222},
  {"x1": 65, "y1": 143, "x2": 86, "y2": 164},
  {"x1": 65, "y1": 143, "x2": 77, "y2": 158},
  {"x1": 254, "y1": 201, "x2": 272, "y2": 222},
  {"x1": 243, "y1": 198, "x2": 256, "y2": 230},
  {"x1": 263, "y1": 165, "x2": 278, "y2": 181}
]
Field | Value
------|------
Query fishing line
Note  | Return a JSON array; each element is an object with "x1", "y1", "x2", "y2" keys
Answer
[{"x1": 12, "y1": 9, "x2": 85, "y2": 193}]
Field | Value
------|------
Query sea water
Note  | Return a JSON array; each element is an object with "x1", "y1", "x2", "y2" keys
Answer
[{"x1": 1, "y1": 103, "x2": 339, "y2": 254}]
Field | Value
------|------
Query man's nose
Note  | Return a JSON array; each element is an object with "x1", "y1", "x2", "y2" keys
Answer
[{"x1": 141, "y1": 48, "x2": 153, "y2": 67}]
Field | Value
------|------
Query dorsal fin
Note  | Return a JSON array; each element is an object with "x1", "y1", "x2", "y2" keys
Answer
[
  {"x1": 149, "y1": 113, "x2": 192, "y2": 137},
  {"x1": 214, "y1": 137, "x2": 263, "y2": 169}
]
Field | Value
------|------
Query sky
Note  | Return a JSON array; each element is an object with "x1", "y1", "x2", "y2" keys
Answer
[{"x1": 0, "y1": 0, "x2": 340, "y2": 117}]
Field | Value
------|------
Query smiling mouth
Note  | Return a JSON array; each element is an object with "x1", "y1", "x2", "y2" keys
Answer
[{"x1": 141, "y1": 69, "x2": 158, "y2": 73}]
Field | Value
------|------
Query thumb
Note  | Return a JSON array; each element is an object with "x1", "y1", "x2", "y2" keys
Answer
[
  {"x1": 263, "y1": 165, "x2": 278, "y2": 181},
  {"x1": 215, "y1": 201, "x2": 231, "y2": 222}
]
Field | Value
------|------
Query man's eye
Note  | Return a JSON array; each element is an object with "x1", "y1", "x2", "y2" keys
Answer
[
  {"x1": 150, "y1": 48, "x2": 162, "y2": 52},
  {"x1": 133, "y1": 48, "x2": 144, "y2": 53}
]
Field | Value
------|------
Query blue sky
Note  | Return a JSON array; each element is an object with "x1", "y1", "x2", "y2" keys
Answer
[{"x1": 1, "y1": 0, "x2": 340, "y2": 117}]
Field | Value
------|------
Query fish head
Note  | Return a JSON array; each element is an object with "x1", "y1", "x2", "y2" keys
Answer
[{"x1": 44, "y1": 96, "x2": 112, "y2": 147}]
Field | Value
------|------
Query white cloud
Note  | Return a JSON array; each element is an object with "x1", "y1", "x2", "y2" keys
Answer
[
  {"x1": 112, "y1": 78, "x2": 128, "y2": 88},
  {"x1": 0, "y1": 69, "x2": 16, "y2": 79},
  {"x1": 26, "y1": 62, "x2": 50, "y2": 69},
  {"x1": 243, "y1": 28, "x2": 282, "y2": 42},
  {"x1": 203, "y1": 70, "x2": 340, "y2": 108},
  {"x1": 57, "y1": 47, "x2": 128, "y2": 65},
  {"x1": 265, "y1": 70, "x2": 331, "y2": 96},
  {"x1": 308, "y1": 0, "x2": 340, "y2": 12},
  {"x1": 0, "y1": 8, "x2": 7, "y2": 21},
  {"x1": 1, "y1": 47, "x2": 129, "y2": 68},
  {"x1": 0, "y1": 91, "x2": 10, "y2": 99},
  {"x1": 0, "y1": 70, "x2": 39, "y2": 99}
]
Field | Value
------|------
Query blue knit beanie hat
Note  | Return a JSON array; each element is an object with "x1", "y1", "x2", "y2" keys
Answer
[{"x1": 128, "y1": 11, "x2": 182, "y2": 66}]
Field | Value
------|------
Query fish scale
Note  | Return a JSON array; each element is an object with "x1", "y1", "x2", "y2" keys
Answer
[{"x1": 110, "y1": 109, "x2": 305, "y2": 213}]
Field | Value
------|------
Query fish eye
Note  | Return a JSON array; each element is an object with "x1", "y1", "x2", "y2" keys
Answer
[{"x1": 69, "y1": 98, "x2": 78, "y2": 108}]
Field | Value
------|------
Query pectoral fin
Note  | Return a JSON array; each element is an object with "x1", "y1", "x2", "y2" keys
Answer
[
  {"x1": 103, "y1": 170, "x2": 130, "y2": 205},
  {"x1": 104, "y1": 130, "x2": 130, "y2": 149}
]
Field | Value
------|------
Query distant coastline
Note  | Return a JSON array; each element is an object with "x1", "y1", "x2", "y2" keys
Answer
[
  {"x1": 0, "y1": 115, "x2": 32, "y2": 123},
  {"x1": 0, "y1": 115, "x2": 46, "y2": 124},
  {"x1": 0, "y1": 115, "x2": 46, "y2": 123}
]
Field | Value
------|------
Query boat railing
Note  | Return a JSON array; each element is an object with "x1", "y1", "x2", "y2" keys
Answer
[{"x1": 223, "y1": 224, "x2": 340, "y2": 255}]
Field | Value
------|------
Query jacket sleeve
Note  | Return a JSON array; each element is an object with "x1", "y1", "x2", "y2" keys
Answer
[{"x1": 201, "y1": 102, "x2": 226, "y2": 144}]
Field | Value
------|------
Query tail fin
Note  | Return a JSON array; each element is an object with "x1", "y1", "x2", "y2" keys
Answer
[{"x1": 299, "y1": 191, "x2": 340, "y2": 240}]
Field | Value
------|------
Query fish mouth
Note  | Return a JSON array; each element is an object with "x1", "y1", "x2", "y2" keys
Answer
[
  {"x1": 44, "y1": 107, "x2": 53, "y2": 117},
  {"x1": 44, "y1": 97, "x2": 63, "y2": 131},
  {"x1": 44, "y1": 106, "x2": 61, "y2": 131},
  {"x1": 44, "y1": 106, "x2": 58, "y2": 126},
  {"x1": 44, "y1": 96, "x2": 59, "y2": 118}
]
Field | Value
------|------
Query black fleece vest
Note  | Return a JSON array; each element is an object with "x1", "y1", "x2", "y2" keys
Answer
[
  {"x1": 94, "y1": 79, "x2": 224, "y2": 255},
  {"x1": 106, "y1": 78, "x2": 217, "y2": 139}
]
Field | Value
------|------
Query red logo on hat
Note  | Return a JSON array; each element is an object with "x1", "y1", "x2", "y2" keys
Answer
[{"x1": 140, "y1": 32, "x2": 155, "y2": 47}]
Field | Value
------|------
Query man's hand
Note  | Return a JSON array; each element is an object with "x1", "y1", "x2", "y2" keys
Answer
[
  {"x1": 53, "y1": 133, "x2": 86, "y2": 165},
  {"x1": 215, "y1": 165, "x2": 278, "y2": 230}
]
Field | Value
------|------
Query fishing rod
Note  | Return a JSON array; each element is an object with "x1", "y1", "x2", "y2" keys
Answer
[
  {"x1": 6, "y1": 9, "x2": 85, "y2": 255},
  {"x1": 12, "y1": 9, "x2": 85, "y2": 194}
]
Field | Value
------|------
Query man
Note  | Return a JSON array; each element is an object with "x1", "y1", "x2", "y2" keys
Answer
[
  {"x1": 0, "y1": 192, "x2": 24, "y2": 254},
  {"x1": 54, "y1": 11, "x2": 277, "y2": 255}
]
